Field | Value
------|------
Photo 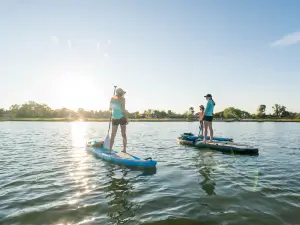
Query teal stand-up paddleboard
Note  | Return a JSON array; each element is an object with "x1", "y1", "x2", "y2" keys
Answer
[{"x1": 86, "y1": 140, "x2": 157, "y2": 168}]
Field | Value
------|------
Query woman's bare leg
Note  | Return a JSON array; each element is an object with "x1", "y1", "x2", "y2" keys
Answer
[
  {"x1": 110, "y1": 125, "x2": 118, "y2": 151},
  {"x1": 203, "y1": 121, "x2": 208, "y2": 143},
  {"x1": 208, "y1": 122, "x2": 213, "y2": 143},
  {"x1": 120, "y1": 125, "x2": 127, "y2": 152}
]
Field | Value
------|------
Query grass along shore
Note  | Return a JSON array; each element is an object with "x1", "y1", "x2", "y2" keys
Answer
[{"x1": 1, "y1": 118, "x2": 300, "y2": 122}]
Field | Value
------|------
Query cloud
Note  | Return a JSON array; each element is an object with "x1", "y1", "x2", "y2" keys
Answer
[
  {"x1": 107, "y1": 40, "x2": 111, "y2": 45},
  {"x1": 104, "y1": 53, "x2": 109, "y2": 58},
  {"x1": 270, "y1": 32, "x2": 300, "y2": 47},
  {"x1": 67, "y1": 40, "x2": 72, "y2": 49},
  {"x1": 97, "y1": 42, "x2": 100, "y2": 51},
  {"x1": 51, "y1": 36, "x2": 59, "y2": 45}
]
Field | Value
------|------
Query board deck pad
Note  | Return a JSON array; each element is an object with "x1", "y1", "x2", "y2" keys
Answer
[
  {"x1": 115, "y1": 152, "x2": 135, "y2": 159},
  {"x1": 200, "y1": 141, "x2": 250, "y2": 147}
]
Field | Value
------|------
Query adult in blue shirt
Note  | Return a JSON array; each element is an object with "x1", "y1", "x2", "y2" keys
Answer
[
  {"x1": 202, "y1": 94, "x2": 215, "y2": 143},
  {"x1": 109, "y1": 88, "x2": 128, "y2": 152}
]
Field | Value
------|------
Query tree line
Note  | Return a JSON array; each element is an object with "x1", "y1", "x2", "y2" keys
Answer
[
  {"x1": 0, "y1": 101, "x2": 185, "y2": 119},
  {"x1": 0, "y1": 101, "x2": 299, "y2": 120},
  {"x1": 212, "y1": 104, "x2": 300, "y2": 119}
]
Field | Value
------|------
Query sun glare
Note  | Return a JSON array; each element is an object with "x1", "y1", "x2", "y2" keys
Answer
[
  {"x1": 56, "y1": 74, "x2": 104, "y2": 110},
  {"x1": 71, "y1": 121, "x2": 88, "y2": 148}
]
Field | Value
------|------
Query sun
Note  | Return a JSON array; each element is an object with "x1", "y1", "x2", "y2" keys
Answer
[{"x1": 56, "y1": 74, "x2": 103, "y2": 110}]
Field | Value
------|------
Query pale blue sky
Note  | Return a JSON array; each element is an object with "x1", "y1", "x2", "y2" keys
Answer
[{"x1": 1, "y1": 0, "x2": 300, "y2": 114}]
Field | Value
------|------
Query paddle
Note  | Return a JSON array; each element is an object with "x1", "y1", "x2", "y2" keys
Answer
[
  {"x1": 198, "y1": 121, "x2": 203, "y2": 136},
  {"x1": 120, "y1": 152, "x2": 140, "y2": 160},
  {"x1": 120, "y1": 152, "x2": 152, "y2": 161},
  {"x1": 104, "y1": 85, "x2": 117, "y2": 151}
]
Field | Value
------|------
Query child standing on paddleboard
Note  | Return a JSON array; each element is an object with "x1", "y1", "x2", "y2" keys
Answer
[{"x1": 199, "y1": 105, "x2": 205, "y2": 136}]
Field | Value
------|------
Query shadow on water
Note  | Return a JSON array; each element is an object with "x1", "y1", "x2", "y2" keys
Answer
[
  {"x1": 193, "y1": 151, "x2": 217, "y2": 196},
  {"x1": 104, "y1": 164, "x2": 156, "y2": 225},
  {"x1": 121, "y1": 165, "x2": 157, "y2": 176}
]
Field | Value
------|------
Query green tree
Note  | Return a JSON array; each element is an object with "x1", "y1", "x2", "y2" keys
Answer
[
  {"x1": 167, "y1": 110, "x2": 173, "y2": 117},
  {"x1": 257, "y1": 105, "x2": 266, "y2": 118},
  {"x1": 272, "y1": 104, "x2": 287, "y2": 117},
  {"x1": 144, "y1": 109, "x2": 153, "y2": 118},
  {"x1": 279, "y1": 105, "x2": 286, "y2": 117},
  {"x1": 223, "y1": 107, "x2": 251, "y2": 119},
  {"x1": 223, "y1": 107, "x2": 237, "y2": 119},
  {"x1": 213, "y1": 111, "x2": 224, "y2": 118},
  {"x1": 272, "y1": 104, "x2": 280, "y2": 117},
  {"x1": 9, "y1": 104, "x2": 20, "y2": 117},
  {"x1": 159, "y1": 110, "x2": 167, "y2": 118},
  {"x1": 281, "y1": 110, "x2": 290, "y2": 117},
  {"x1": 184, "y1": 107, "x2": 195, "y2": 121},
  {"x1": 134, "y1": 111, "x2": 140, "y2": 119},
  {"x1": 77, "y1": 108, "x2": 85, "y2": 118},
  {"x1": 240, "y1": 110, "x2": 251, "y2": 118},
  {"x1": 0, "y1": 108, "x2": 5, "y2": 117},
  {"x1": 189, "y1": 107, "x2": 195, "y2": 115}
]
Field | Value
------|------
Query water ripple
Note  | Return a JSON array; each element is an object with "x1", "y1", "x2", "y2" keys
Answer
[{"x1": 1, "y1": 122, "x2": 300, "y2": 225}]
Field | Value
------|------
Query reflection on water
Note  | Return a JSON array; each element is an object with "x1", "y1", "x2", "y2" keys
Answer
[
  {"x1": 69, "y1": 122, "x2": 95, "y2": 206},
  {"x1": 105, "y1": 166, "x2": 136, "y2": 225},
  {"x1": 194, "y1": 150, "x2": 261, "y2": 196},
  {"x1": 104, "y1": 165, "x2": 156, "y2": 225},
  {"x1": 71, "y1": 121, "x2": 88, "y2": 148},
  {"x1": 194, "y1": 151, "x2": 217, "y2": 196}
]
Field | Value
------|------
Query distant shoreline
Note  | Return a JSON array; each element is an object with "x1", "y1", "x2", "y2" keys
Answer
[{"x1": 1, "y1": 118, "x2": 300, "y2": 122}]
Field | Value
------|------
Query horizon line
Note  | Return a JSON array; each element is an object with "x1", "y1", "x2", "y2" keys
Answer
[{"x1": 1, "y1": 101, "x2": 297, "y2": 115}]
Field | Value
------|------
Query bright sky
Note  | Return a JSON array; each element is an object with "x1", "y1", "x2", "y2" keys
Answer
[{"x1": 1, "y1": 0, "x2": 300, "y2": 114}]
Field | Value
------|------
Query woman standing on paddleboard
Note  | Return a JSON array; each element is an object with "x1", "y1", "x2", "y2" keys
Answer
[
  {"x1": 202, "y1": 94, "x2": 215, "y2": 143},
  {"x1": 109, "y1": 88, "x2": 128, "y2": 153}
]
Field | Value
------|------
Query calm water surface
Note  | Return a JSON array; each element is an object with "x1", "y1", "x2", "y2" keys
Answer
[{"x1": 0, "y1": 121, "x2": 300, "y2": 225}]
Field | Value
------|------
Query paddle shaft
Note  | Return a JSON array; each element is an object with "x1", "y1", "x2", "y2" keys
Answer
[
  {"x1": 107, "y1": 86, "x2": 117, "y2": 134},
  {"x1": 198, "y1": 120, "x2": 203, "y2": 136}
]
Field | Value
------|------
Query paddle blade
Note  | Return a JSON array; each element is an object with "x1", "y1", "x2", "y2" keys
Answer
[{"x1": 103, "y1": 133, "x2": 110, "y2": 149}]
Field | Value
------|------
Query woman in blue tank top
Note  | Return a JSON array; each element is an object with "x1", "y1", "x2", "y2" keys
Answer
[
  {"x1": 202, "y1": 94, "x2": 215, "y2": 143},
  {"x1": 109, "y1": 88, "x2": 128, "y2": 152}
]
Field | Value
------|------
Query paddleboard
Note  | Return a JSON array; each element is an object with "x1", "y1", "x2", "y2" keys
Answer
[
  {"x1": 182, "y1": 133, "x2": 233, "y2": 142},
  {"x1": 86, "y1": 140, "x2": 157, "y2": 168},
  {"x1": 195, "y1": 140, "x2": 259, "y2": 154}
]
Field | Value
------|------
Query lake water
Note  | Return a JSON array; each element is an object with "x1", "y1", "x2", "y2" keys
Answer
[{"x1": 0, "y1": 121, "x2": 300, "y2": 225}]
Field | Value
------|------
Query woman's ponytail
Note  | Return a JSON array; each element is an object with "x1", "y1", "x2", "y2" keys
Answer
[{"x1": 212, "y1": 99, "x2": 216, "y2": 106}]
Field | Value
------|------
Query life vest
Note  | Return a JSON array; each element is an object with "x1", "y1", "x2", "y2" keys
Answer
[{"x1": 199, "y1": 112, "x2": 204, "y2": 119}]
